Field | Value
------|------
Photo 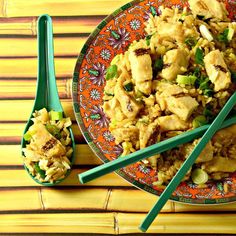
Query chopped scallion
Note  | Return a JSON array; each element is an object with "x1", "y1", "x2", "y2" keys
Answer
[
  {"x1": 203, "y1": 88, "x2": 214, "y2": 97},
  {"x1": 146, "y1": 35, "x2": 152, "y2": 46},
  {"x1": 195, "y1": 47, "x2": 204, "y2": 66},
  {"x1": 50, "y1": 110, "x2": 63, "y2": 121},
  {"x1": 23, "y1": 132, "x2": 32, "y2": 142},
  {"x1": 105, "y1": 64, "x2": 118, "y2": 80},
  {"x1": 154, "y1": 57, "x2": 163, "y2": 72},
  {"x1": 184, "y1": 37, "x2": 197, "y2": 48},
  {"x1": 192, "y1": 115, "x2": 208, "y2": 128},
  {"x1": 176, "y1": 75, "x2": 197, "y2": 86},
  {"x1": 45, "y1": 124, "x2": 61, "y2": 139},
  {"x1": 191, "y1": 168, "x2": 208, "y2": 185},
  {"x1": 124, "y1": 82, "x2": 134, "y2": 92},
  {"x1": 231, "y1": 70, "x2": 236, "y2": 83},
  {"x1": 34, "y1": 162, "x2": 46, "y2": 178},
  {"x1": 217, "y1": 28, "x2": 234, "y2": 43},
  {"x1": 104, "y1": 91, "x2": 114, "y2": 96}
]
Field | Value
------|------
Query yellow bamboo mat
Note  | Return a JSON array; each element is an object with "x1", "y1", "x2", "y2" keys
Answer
[{"x1": 0, "y1": 0, "x2": 236, "y2": 234}]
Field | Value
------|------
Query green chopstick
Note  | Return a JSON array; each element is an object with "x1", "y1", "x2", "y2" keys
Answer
[
  {"x1": 139, "y1": 91, "x2": 236, "y2": 232},
  {"x1": 79, "y1": 115, "x2": 236, "y2": 184}
]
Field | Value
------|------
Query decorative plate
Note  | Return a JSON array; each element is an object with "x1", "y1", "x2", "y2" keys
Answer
[{"x1": 73, "y1": 0, "x2": 236, "y2": 204}]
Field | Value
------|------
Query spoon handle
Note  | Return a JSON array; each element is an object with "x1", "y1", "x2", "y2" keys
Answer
[{"x1": 34, "y1": 14, "x2": 62, "y2": 111}]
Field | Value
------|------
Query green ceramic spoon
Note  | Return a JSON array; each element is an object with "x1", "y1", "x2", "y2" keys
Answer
[{"x1": 21, "y1": 14, "x2": 75, "y2": 186}]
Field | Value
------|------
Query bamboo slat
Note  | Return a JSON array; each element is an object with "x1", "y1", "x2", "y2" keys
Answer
[
  {"x1": 0, "y1": 189, "x2": 42, "y2": 211},
  {"x1": 0, "y1": 213, "x2": 115, "y2": 234},
  {"x1": 0, "y1": 17, "x2": 34, "y2": 35},
  {"x1": 52, "y1": 17, "x2": 102, "y2": 35},
  {"x1": 42, "y1": 188, "x2": 108, "y2": 211},
  {"x1": 0, "y1": 0, "x2": 4, "y2": 18},
  {"x1": 117, "y1": 213, "x2": 236, "y2": 234},
  {"x1": 0, "y1": 144, "x2": 101, "y2": 166},
  {"x1": 0, "y1": 57, "x2": 76, "y2": 78},
  {"x1": 42, "y1": 188, "x2": 173, "y2": 213},
  {"x1": 0, "y1": 17, "x2": 102, "y2": 35},
  {"x1": 0, "y1": 123, "x2": 82, "y2": 143},
  {"x1": 0, "y1": 100, "x2": 75, "y2": 121},
  {"x1": 0, "y1": 169, "x2": 130, "y2": 187},
  {"x1": 0, "y1": 78, "x2": 71, "y2": 99},
  {"x1": 0, "y1": 212, "x2": 235, "y2": 234},
  {"x1": 1, "y1": 187, "x2": 236, "y2": 213},
  {"x1": 0, "y1": 37, "x2": 86, "y2": 57},
  {"x1": 107, "y1": 189, "x2": 236, "y2": 213},
  {"x1": 2, "y1": 0, "x2": 129, "y2": 17}
]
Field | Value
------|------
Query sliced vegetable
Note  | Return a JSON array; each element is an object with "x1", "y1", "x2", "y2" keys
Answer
[
  {"x1": 195, "y1": 47, "x2": 204, "y2": 66},
  {"x1": 50, "y1": 110, "x2": 63, "y2": 121},
  {"x1": 34, "y1": 162, "x2": 46, "y2": 178},
  {"x1": 217, "y1": 28, "x2": 234, "y2": 43},
  {"x1": 45, "y1": 124, "x2": 61, "y2": 139},
  {"x1": 124, "y1": 82, "x2": 134, "y2": 92},
  {"x1": 203, "y1": 107, "x2": 214, "y2": 122},
  {"x1": 23, "y1": 132, "x2": 32, "y2": 142},
  {"x1": 105, "y1": 65, "x2": 118, "y2": 80},
  {"x1": 178, "y1": 13, "x2": 186, "y2": 23},
  {"x1": 192, "y1": 115, "x2": 208, "y2": 128},
  {"x1": 199, "y1": 79, "x2": 210, "y2": 90},
  {"x1": 135, "y1": 90, "x2": 144, "y2": 100},
  {"x1": 199, "y1": 24, "x2": 213, "y2": 42},
  {"x1": 193, "y1": 67, "x2": 201, "y2": 78},
  {"x1": 230, "y1": 70, "x2": 236, "y2": 83},
  {"x1": 227, "y1": 27, "x2": 234, "y2": 41},
  {"x1": 203, "y1": 88, "x2": 214, "y2": 97},
  {"x1": 184, "y1": 37, "x2": 197, "y2": 48},
  {"x1": 153, "y1": 57, "x2": 164, "y2": 72},
  {"x1": 146, "y1": 35, "x2": 152, "y2": 46},
  {"x1": 191, "y1": 168, "x2": 208, "y2": 185},
  {"x1": 176, "y1": 75, "x2": 197, "y2": 86},
  {"x1": 104, "y1": 91, "x2": 114, "y2": 96},
  {"x1": 196, "y1": 15, "x2": 205, "y2": 20}
]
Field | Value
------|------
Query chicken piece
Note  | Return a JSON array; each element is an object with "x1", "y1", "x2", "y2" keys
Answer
[
  {"x1": 28, "y1": 123, "x2": 66, "y2": 157},
  {"x1": 182, "y1": 140, "x2": 214, "y2": 163},
  {"x1": 157, "y1": 22, "x2": 184, "y2": 43},
  {"x1": 204, "y1": 50, "x2": 231, "y2": 92},
  {"x1": 103, "y1": 98, "x2": 126, "y2": 121},
  {"x1": 155, "y1": 81, "x2": 184, "y2": 96},
  {"x1": 160, "y1": 49, "x2": 189, "y2": 81},
  {"x1": 111, "y1": 126, "x2": 139, "y2": 145},
  {"x1": 166, "y1": 96, "x2": 199, "y2": 121},
  {"x1": 202, "y1": 156, "x2": 236, "y2": 173},
  {"x1": 128, "y1": 43, "x2": 152, "y2": 95},
  {"x1": 114, "y1": 75, "x2": 142, "y2": 119},
  {"x1": 155, "y1": 92, "x2": 167, "y2": 111},
  {"x1": 189, "y1": 0, "x2": 228, "y2": 21},
  {"x1": 212, "y1": 124, "x2": 236, "y2": 143},
  {"x1": 157, "y1": 114, "x2": 189, "y2": 131},
  {"x1": 139, "y1": 121, "x2": 159, "y2": 149}
]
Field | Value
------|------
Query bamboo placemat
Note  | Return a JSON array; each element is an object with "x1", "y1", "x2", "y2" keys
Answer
[{"x1": 0, "y1": 0, "x2": 236, "y2": 234}]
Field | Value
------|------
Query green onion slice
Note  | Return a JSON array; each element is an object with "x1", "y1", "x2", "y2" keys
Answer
[
  {"x1": 105, "y1": 65, "x2": 118, "y2": 80},
  {"x1": 192, "y1": 115, "x2": 208, "y2": 128},
  {"x1": 176, "y1": 75, "x2": 197, "y2": 86},
  {"x1": 191, "y1": 168, "x2": 208, "y2": 185},
  {"x1": 50, "y1": 110, "x2": 63, "y2": 121},
  {"x1": 124, "y1": 82, "x2": 134, "y2": 92}
]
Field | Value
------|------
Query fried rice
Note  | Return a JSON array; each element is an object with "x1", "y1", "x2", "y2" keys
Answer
[{"x1": 103, "y1": 0, "x2": 236, "y2": 186}]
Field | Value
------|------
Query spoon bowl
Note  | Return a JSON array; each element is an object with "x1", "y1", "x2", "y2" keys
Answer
[{"x1": 21, "y1": 14, "x2": 75, "y2": 186}]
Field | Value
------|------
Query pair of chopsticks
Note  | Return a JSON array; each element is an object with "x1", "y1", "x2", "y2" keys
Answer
[{"x1": 78, "y1": 91, "x2": 236, "y2": 232}]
